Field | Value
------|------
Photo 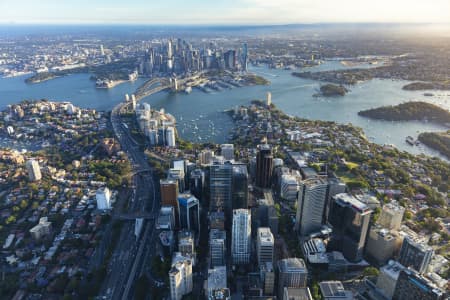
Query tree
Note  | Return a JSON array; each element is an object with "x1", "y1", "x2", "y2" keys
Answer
[{"x1": 363, "y1": 267, "x2": 380, "y2": 277}]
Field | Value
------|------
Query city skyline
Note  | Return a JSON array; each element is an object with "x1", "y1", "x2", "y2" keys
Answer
[{"x1": 2, "y1": 0, "x2": 450, "y2": 25}]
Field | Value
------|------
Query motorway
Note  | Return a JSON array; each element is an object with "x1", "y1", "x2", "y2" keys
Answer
[{"x1": 99, "y1": 85, "x2": 162, "y2": 300}]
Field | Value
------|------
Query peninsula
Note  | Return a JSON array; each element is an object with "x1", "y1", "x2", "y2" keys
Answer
[{"x1": 358, "y1": 101, "x2": 450, "y2": 125}]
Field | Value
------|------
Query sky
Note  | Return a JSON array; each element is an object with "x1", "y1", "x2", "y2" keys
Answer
[{"x1": 1, "y1": 0, "x2": 450, "y2": 25}]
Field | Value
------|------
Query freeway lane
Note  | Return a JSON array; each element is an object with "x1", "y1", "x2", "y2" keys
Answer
[{"x1": 99, "y1": 98, "x2": 160, "y2": 300}]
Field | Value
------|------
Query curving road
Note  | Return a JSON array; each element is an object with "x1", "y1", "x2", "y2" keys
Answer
[{"x1": 99, "y1": 81, "x2": 165, "y2": 300}]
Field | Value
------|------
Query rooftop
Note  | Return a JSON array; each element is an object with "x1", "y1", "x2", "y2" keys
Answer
[
  {"x1": 278, "y1": 258, "x2": 307, "y2": 273},
  {"x1": 334, "y1": 193, "x2": 372, "y2": 214}
]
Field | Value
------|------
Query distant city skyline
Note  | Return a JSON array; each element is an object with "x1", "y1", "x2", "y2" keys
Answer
[{"x1": 1, "y1": 0, "x2": 450, "y2": 25}]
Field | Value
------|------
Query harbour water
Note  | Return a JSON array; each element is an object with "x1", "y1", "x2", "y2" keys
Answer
[{"x1": 0, "y1": 62, "x2": 449, "y2": 160}]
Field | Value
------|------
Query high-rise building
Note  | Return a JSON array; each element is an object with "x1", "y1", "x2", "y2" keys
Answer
[
  {"x1": 160, "y1": 179, "x2": 180, "y2": 226},
  {"x1": 328, "y1": 193, "x2": 372, "y2": 262},
  {"x1": 157, "y1": 206, "x2": 176, "y2": 230},
  {"x1": 168, "y1": 168, "x2": 185, "y2": 193},
  {"x1": 206, "y1": 266, "x2": 228, "y2": 299},
  {"x1": 260, "y1": 262, "x2": 275, "y2": 295},
  {"x1": 221, "y1": 144, "x2": 235, "y2": 161},
  {"x1": 189, "y1": 169, "x2": 205, "y2": 201},
  {"x1": 319, "y1": 281, "x2": 353, "y2": 300},
  {"x1": 393, "y1": 268, "x2": 445, "y2": 300},
  {"x1": 366, "y1": 225, "x2": 403, "y2": 266},
  {"x1": 280, "y1": 174, "x2": 300, "y2": 203},
  {"x1": 232, "y1": 209, "x2": 251, "y2": 265},
  {"x1": 178, "y1": 193, "x2": 200, "y2": 233},
  {"x1": 257, "y1": 227, "x2": 274, "y2": 266},
  {"x1": 96, "y1": 187, "x2": 112, "y2": 210},
  {"x1": 295, "y1": 177, "x2": 328, "y2": 236},
  {"x1": 210, "y1": 229, "x2": 227, "y2": 267},
  {"x1": 209, "y1": 162, "x2": 233, "y2": 213},
  {"x1": 398, "y1": 235, "x2": 434, "y2": 274},
  {"x1": 199, "y1": 149, "x2": 215, "y2": 165},
  {"x1": 282, "y1": 288, "x2": 313, "y2": 300},
  {"x1": 376, "y1": 260, "x2": 406, "y2": 300},
  {"x1": 277, "y1": 258, "x2": 308, "y2": 298},
  {"x1": 256, "y1": 144, "x2": 273, "y2": 189},
  {"x1": 266, "y1": 92, "x2": 272, "y2": 106},
  {"x1": 166, "y1": 126, "x2": 176, "y2": 147},
  {"x1": 178, "y1": 230, "x2": 195, "y2": 265},
  {"x1": 324, "y1": 178, "x2": 346, "y2": 223},
  {"x1": 169, "y1": 253, "x2": 193, "y2": 300},
  {"x1": 232, "y1": 164, "x2": 248, "y2": 210},
  {"x1": 378, "y1": 201, "x2": 405, "y2": 231},
  {"x1": 26, "y1": 160, "x2": 42, "y2": 181}
]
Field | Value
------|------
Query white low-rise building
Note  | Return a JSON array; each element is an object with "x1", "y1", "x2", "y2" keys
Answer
[{"x1": 96, "y1": 187, "x2": 111, "y2": 210}]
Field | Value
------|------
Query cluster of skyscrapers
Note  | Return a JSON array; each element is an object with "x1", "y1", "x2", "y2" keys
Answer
[
  {"x1": 135, "y1": 103, "x2": 177, "y2": 147},
  {"x1": 139, "y1": 38, "x2": 248, "y2": 76}
]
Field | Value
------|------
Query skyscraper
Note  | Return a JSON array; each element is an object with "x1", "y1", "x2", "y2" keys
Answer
[
  {"x1": 256, "y1": 144, "x2": 273, "y2": 189},
  {"x1": 328, "y1": 193, "x2": 372, "y2": 262},
  {"x1": 378, "y1": 201, "x2": 405, "y2": 231},
  {"x1": 166, "y1": 126, "x2": 176, "y2": 147},
  {"x1": 169, "y1": 253, "x2": 193, "y2": 300},
  {"x1": 393, "y1": 268, "x2": 445, "y2": 300},
  {"x1": 178, "y1": 193, "x2": 200, "y2": 233},
  {"x1": 232, "y1": 164, "x2": 248, "y2": 210},
  {"x1": 257, "y1": 227, "x2": 274, "y2": 266},
  {"x1": 210, "y1": 229, "x2": 227, "y2": 267},
  {"x1": 277, "y1": 258, "x2": 308, "y2": 298},
  {"x1": 26, "y1": 159, "x2": 42, "y2": 181},
  {"x1": 189, "y1": 169, "x2": 205, "y2": 201},
  {"x1": 221, "y1": 144, "x2": 235, "y2": 161},
  {"x1": 232, "y1": 209, "x2": 251, "y2": 265},
  {"x1": 398, "y1": 235, "x2": 434, "y2": 274},
  {"x1": 160, "y1": 179, "x2": 180, "y2": 227},
  {"x1": 295, "y1": 177, "x2": 328, "y2": 236},
  {"x1": 209, "y1": 162, "x2": 233, "y2": 213}
]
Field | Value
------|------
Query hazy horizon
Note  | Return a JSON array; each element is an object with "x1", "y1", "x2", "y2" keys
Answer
[{"x1": 2, "y1": 0, "x2": 450, "y2": 25}]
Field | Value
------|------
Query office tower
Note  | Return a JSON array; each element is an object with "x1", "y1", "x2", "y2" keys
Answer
[
  {"x1": 189, "y1": 169, "x2": 205, "y2": 201},
  {"x1": 268, "y1": 206, "x2": 279, "y2": 235},
  {"x1": 277, "y1": 258, "x2": 308, "y2": 298},
  {"x1": 166, "y1": 126, "x2": 176, "y2": 147},
  {"x1": 260, "y1": 262, "x2": 275, "y2": 295},
  {"x1": 324, "y1": 178, "x2": 346, "y2": 223},
  {"x1": 378, "y1": 201, "x2": 405, "y2": 231},
  {"x1": 280, "y1": 174, "x2": 299, "y2": 203},
  {"x1": 169, "y1": 253, "x2": 193, "y2": 300},
  {"x1": 393, "y1": 268, "x2": 445, "y2": 300},
  {"x1": 207, "y1": 266, "x2": 228, "y2": 299},
  {"x1": 178, "y1": 230, "x2": 195, "y2": 265},
  {"x1": 376, "y1": 260, "x2": 406, "y2": 299},
  {"x1": 100, "y1": 44, "x2": 105, "y2": 56},
  {"x1": 256, "y1": 144, "x2": 273, "y2": 188},
  {"x1": 26, "y1": 160, "x2": 42, "y2": 181},
  {"x1": 232, "y1": 164, "x2": 248, "y2": 210},
  {"x1": 210, "y1": 211, "x2": 225, "y2": 230},
  {"x1": 160, "y1": 179, "x2": 180, "y2": 226},
  {"x1": 295, "y1": 178, "x2": 328, "y2": 236},
  {"x1": 221, "y1": 144, "x2": 234, "y2": 161},
  {"x1": 199, "y1": 149, "x2": 215, "y2": 165},
  {"x1": 232, "y1": 209, "x2": 251, "y2": 265},
  {"x1": 178, "y1": 193, "x2": 200, "y2": 233},
  {"x1": 210, "y1": 229, "x2": 226, "y2": 267},
  {"x1": 366, "y1": 225, "x2": 403, "y2": 265},
  {"x1": 398, "y1": 235, "x2": 434, "y2": 274},
  {"x1": 209, "y1": 162, "x2": 233, "y2": 213},
  {"x1": 96, "y1": 187, "x2": 111, "y2": 210},
  {"x1": 328, "y1": 193, "x2": 372, "y2": 262},
  {"x1": 168, "y1": 168, "x2": 185, "y2": 193},
  {"x1": 242, "y1": 43, "x2": 248, "y2": 71},
  {"x1": 283, "y1": 288, "x2": 313, "y2": 300},
  {"x1": 319, "y1": 281, "x2": 353, "y2": 300},
  {"x1": 157, "y1": 206, "x2": 176, "y2": 230},
  {"x1": 257, "y1": 228, "x2": 274, "y2": 266},
  {"x1": 266, "y1": 92, "x2": 272, "y2": 106}
]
